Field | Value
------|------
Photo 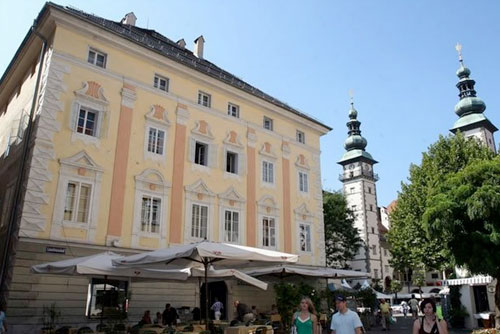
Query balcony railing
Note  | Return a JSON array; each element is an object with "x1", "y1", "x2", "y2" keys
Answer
[{"x1": 339, "y1": 171, "x2": 379, "y2": 182}]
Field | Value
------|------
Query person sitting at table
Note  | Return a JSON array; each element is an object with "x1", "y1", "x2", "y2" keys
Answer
[
  {"x1": 234, "y1": 300, "x2": 255, "y2": 323},
  {"x1": 251, "y1": 306, "x2": 258, "y2": 319},
  {"x1": 154, "y1": 312, "x2": 163, "y2": 325},
  {"x1": 270, "y1": 304, "x2": 279, "y2": 315},
  {"x1": 162, "y1": 303, "x2": 179, "y2": 326},
  {"x1": 140, "y1": 310, "x2": 152, "y2": 325}
]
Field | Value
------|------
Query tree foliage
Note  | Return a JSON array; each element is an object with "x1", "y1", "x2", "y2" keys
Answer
[
  {"x1": 423, "y1": 155, "x2": 500, "y2": 326},
  {"x1": 323, "y1": 191, "x2": 363, "y2": 269},
  {"x1": 387, "y1": 133, "x2": 495, "y2": 272}
]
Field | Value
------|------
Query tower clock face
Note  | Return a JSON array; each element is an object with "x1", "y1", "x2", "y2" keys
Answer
[{"x1": 349, "y1": 164, "x2": 355, "y2": 170}]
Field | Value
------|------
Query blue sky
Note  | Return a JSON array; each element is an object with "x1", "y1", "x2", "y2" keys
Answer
[{"x1": 1, "y1": 1, "x2": 499, "y2": 206}]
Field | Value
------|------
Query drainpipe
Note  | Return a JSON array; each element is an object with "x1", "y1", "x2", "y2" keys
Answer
[{"x1": 0, "y1": 23, "x2": 48, "y2": 307}]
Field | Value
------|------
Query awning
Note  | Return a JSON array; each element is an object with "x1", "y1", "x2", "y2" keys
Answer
[
  {"x1": 243, "y1": 264, "x2": 370, "y2": 279},
  {"x1": 443, "y1": 275, "x2": 492, "y2": 286}
]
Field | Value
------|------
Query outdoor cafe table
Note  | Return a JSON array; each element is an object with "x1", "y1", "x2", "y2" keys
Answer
[{"x1": 225, "y1": 325, "x2": 273, "y2": 334}]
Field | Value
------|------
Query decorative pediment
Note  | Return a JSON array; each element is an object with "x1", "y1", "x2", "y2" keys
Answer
[
  {"x1": 257, "y1": 195, "x2": 279, "y2": 216},
  {"x1": 218, "y1": 186, "x2": 245, "y2": 203},
  {"x1": 257, "y1": 195, "x2": 278, "y2": 209},
  {"x1": 185, "y1": 179, "x2": 215, "y2": 197},
  {"x1": 294, "y1": 203, "x2": 314, "y2": 219},
  {"x1": 135, "y1": 169, "x2": 169, "y2": 187},
  {"x1": 74, "y1": 81, "x2": 108, "y2": 105},
  {"x1": 223, "y1": 130, "x2": 243, "y2": 148},
  {"x1": 59, "y1": 151, "x2": 103, "y2": 172},
  {"x1": 191, "y1": 120, "x2": 214, "y2": 139},
  {"x1": 295, "y1": 154, "x2": 310, "y2": 170},
  {"x1": 145, "y1": 105, "x2": 170, "y2": 126},
  {"x1": 259, "y1": 142, "x2": 276, "y2": 158}
]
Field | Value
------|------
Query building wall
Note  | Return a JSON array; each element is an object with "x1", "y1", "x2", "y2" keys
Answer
[
  {"x1": 341, "y1": 161, "x2": 382, "y2": 280},
  {"x1": 0, "y1": 6, "x2": 330, "y2": 332}
]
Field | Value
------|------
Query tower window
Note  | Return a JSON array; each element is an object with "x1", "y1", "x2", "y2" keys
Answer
[
  {"x1": 263, "y1": 116, "x2": 273, "y2": 131},
  {"x1": 198, "y1": 91, "x2": 211, "y2": 108},
  {"x1": 368, "y1": 186, "x2": 372, "y2": 194},
  {"x1": 296, "y1": 130, "x2": 305, "y2": 144}
]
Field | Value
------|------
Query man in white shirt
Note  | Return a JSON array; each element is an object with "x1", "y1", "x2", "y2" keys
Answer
[{"x1": 330, "y1": 295, "x2": 363, "y2": 334}]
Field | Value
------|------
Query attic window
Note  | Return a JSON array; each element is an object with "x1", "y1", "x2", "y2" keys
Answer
[{"x1": 88, "y1": 48, "x2": 107, "y2": 68}]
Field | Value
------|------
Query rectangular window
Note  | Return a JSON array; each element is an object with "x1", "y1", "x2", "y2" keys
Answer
[
  {"x1": 374, "y1": 269, "x2": 379, "y2": 279},
  {"x1": 195, "y1": 142, "x2": 208, "y2": 166},
  {"x1": 141, "y1": 196, "x2": 161, "y2": 233},
  {"x1": 372, "y1": 245, "x2": 377, "y2": 255},
  {"x1": 192, "y1": 204, "x2": 208, "y2": 239},
  {"x1": 154, "y1": 74, "x2": 169, "y2": 92},
  {"x1": 350, "y1": 187, "x2": 355, "y2": 194},
  {"x1": 77, "y1": 107, "x2": 98, "y2": 137},
  {"x1": 64, "y1": 182, "x2": 91, "y2": 223},
  {"x1": 296, "y1": 130, "x2": 305, "y2": 144},
  {"x1": 262, "y1": 161, "x2": 274, "y2": 183},
  {"x1": 369, "y1": 204, "x2": 374, "y2": 211},
  {"x1": 368, "y1": 186, "x2": 372, "y2": 194},
  {"x1": 262, "y1": 217, "x2": 276, "y2": 247},
  {"x1": 224, "y1": 210, "x2": 239, "y2": 243},
  {"x1": 226, "y1": 151, "x2": 238, "y2": 174},
  {"x1": 227, "y1": 103, "x2": 240, "y2": 118},
  {"x1": 431, "y1": 273, "x2": 439, "y2": 279},
  {"x1": 263, "y1": 116, "x2": 273, "y2": 131},
  {"x1": 299, "y1": 171, "x2": 309, "y2": 193},
  {"x1": 299, "y1": 223, "x2": 311, "y2": 252},
  {"x1": 371, "y1": 227, "x2": 375, "y2": 234},
  {"x1": 198, "y1": 91, "x2": 211, "y2": 108},
  {"x1": 87, "y1": 278, "x2": 128, "y2": 318},
  {"x1": 147, "y1": 127, "x2": 165, "y2": 155},
  {"x1": 87, "y1": 48, "x2": 107, "y2": 68}
]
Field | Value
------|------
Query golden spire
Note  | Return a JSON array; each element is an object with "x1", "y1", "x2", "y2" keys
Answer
[{"x1": 455, "y1": 43, "x2": 463, "y2": 62}]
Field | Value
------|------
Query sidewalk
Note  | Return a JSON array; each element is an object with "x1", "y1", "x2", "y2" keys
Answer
[{"x1": 365, "y1": 315, "x2": 471, "y2": 334}]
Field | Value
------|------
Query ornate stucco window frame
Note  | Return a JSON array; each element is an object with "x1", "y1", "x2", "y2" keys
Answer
[
  {"x1": 218, "y1": 186, "x2": 246, "y2": 244},
  {"x1": 184, "y1": 179, "x2": 216, "y2": 243},
  {"x1": 257, "y1": 195, "x2": 280, "y2": 250},
  {"x1": 143, "y1": 105, "x2": 170, "y2": 163}
]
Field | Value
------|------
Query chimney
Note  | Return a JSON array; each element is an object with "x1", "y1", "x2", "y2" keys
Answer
[
  {"x1": 121, "y1": 12, "x2": 137, "y2": 26},
  {"x1": 177, "y1": 39, "x2": 186, "y2": 49},
  {"x1": 194, "y1": 35, "x2": 205, "y2": 59}
]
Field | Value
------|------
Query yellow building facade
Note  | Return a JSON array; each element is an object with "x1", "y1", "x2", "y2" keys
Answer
[{"x1": 0, "y1": 3, "x2": 330, "y2": 331}]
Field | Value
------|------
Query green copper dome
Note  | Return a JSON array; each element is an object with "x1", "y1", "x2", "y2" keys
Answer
[
  {"x1": 454, "y1": 96, "x2": 486, "y2": 117},
  {"x1": 344, "y1": 134, "x2": 367, "y2": 151},
  {"x1": 456, "y1": 65, "x2": 471, "y2": 78}
]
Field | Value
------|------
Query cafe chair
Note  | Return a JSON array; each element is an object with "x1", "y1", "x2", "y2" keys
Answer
[
  {"x1": 255, "y1": 326, "x2": 267, "y2": 334},
  {"x1": 77, "y1": 327, "x2": 94, "y2": 334}
]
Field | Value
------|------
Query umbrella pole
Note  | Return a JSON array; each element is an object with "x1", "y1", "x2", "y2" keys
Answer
[
  {"x1": 204, "y1": 260, "x2": 209, "y2": 327},
  {"x1": 101, "y1": 275, "x2": 107, "y2": 327}
]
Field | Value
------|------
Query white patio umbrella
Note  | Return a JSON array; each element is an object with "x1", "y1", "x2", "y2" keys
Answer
[
  {"x1": 112, "y1": 240, "x2": 298, "y2": 324},
  {"x1": 30, "y1": 251, "x2": 191, "y2": 280},
  {"x1": 242, "y1": 264, "x2": 370, "y2": 279},
  {"x1": 31, "y1": 251, "x2": 268, "y2": 289}
]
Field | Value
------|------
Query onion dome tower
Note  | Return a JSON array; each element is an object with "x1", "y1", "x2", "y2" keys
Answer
[
  {"x1": 337, "y1": 93, "x2": 381, "y2": 280},
  {"x1": 450, "y1": 43, "x2": 497, "y2": 152}
]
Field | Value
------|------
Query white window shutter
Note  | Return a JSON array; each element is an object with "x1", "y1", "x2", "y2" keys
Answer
[
  {"x1": 238, "y1": 153, "x2": 246, "y2": 176},
  {"x1": 70, "y1": 102, "x2": 80, "y2": 131},
  {"x1": 188, "y1": 137, "x2": 195, "y2": 163},
  {"x1": 209, "y1": 143, "x2": 218, "y2": 168}
]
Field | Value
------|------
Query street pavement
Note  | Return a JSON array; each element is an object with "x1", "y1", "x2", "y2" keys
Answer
[{"x1": 365, "y1": 315, "x2": 470, "y2": 334}]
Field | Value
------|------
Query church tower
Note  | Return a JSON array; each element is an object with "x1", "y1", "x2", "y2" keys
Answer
[
  {"x1": 338, "y1": 98, "x2": 382, "y2": 280},
  {"x1": 450, "y1": 44, "x2": 497, "y2": 152}
]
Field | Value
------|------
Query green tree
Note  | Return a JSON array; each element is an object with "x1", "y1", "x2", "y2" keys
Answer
[
  {"x1": 387, "y1": 133, "x2": 494, "y2": 273},
  {"x1": 423, "y1": 156, "x2": 500, "y2": 327},
  {"x1": 389, "y1": 279, "x2": 402, "y2": 301},
  {"x1": 323, "y1": 191, "x2": 363, "y2": 269},
  {"x1": 412, "y1": 268, "x2": 425, "y2": 294}
]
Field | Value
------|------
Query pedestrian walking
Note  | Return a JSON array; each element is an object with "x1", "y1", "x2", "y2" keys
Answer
[
  {"x1": 211, "y1": 297, "x2": 224, "y2": 320},
  {"x1": 402, "y1": 301, "x2": 409, "y2": 318},
  {"x1": 292, "y1": 297, "x2": 319, "y2": 334},
  {"x1": 379, "y1": 299, "x2": 391, "y2": 331},
  {"x1": 408, "y1": 295, "x2": 419, "y2": 320},
  {"x1": 412, "y1": 298, "x2": 448, "y2": 334},
  {"x1": 330, "y1": 295, "x2": 363, "y2": 334}
]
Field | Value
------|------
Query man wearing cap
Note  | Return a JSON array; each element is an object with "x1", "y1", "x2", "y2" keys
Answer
[{"x1": 330, "y1": 295, "x2": 363, "y2": 334}]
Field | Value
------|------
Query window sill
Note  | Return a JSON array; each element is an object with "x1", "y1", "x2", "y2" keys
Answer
[
  {"x1": 261, "y1": 181, "x2": 275, "y2": 189},
  {"x1": 72, "y1": 132, "x2": 100, "y2": 146},
  {"x1": 224, "y1": 171, "x2": 242, "y2": 181},
  {"x1": 139, "y1": 231, "x2": 161, "y2": 238},
  {"x1": 192, "y1": 163, "x2": 211, "y2": 173}
]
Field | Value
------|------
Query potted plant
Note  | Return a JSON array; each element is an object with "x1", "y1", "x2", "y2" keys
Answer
[{"x1": 41, "y1": 303, "x2": 61, "y2": 334}]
